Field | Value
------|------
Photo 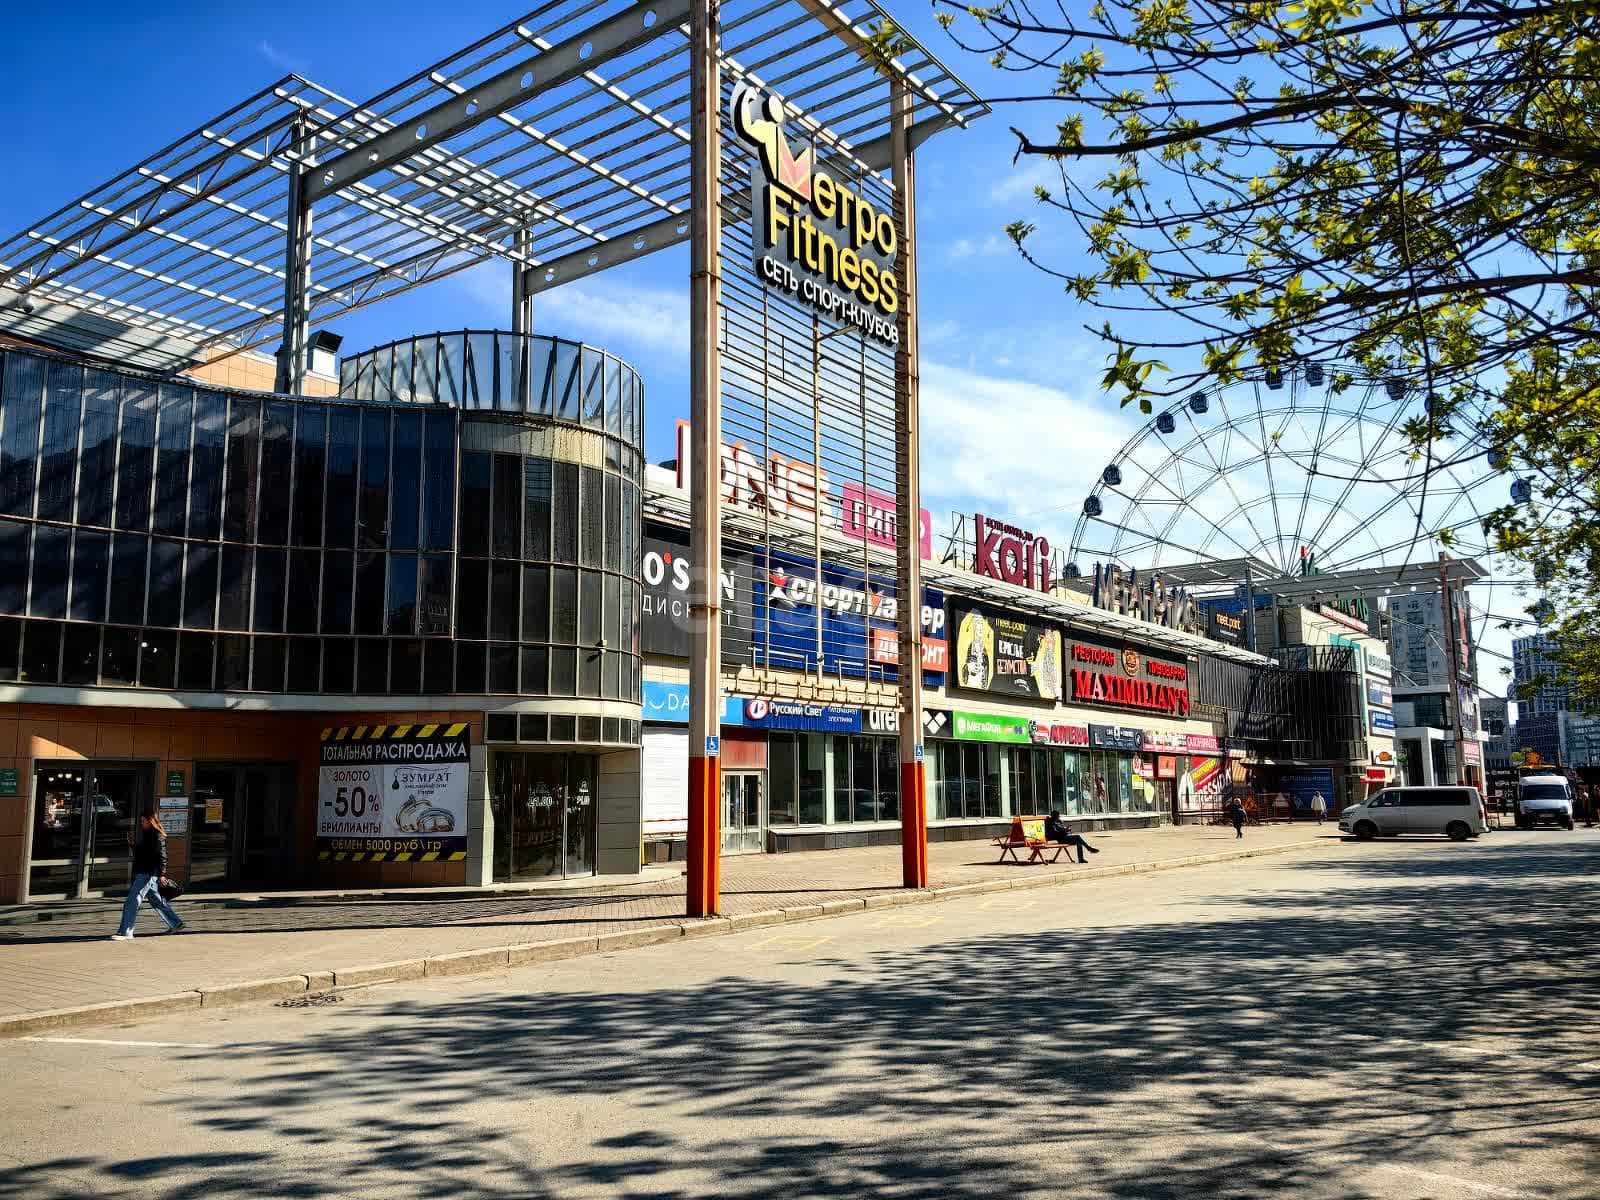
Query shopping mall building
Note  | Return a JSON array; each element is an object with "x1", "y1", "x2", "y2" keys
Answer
[
  {"x1": 0, "y1": 0, "x2": 1417, "y2": 904},
  {"x1": 0, "y1": 323, "x2": 1399, "y2": 901}
]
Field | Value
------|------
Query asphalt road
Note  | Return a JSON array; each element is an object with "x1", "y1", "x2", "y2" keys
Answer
[{"x1": 2, "y1": 828, "x2": 1596, "y2": 1199}]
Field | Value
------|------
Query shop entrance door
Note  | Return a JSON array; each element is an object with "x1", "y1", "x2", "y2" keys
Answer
[
  {"x1": 492, "y1": 752, "x2": 597, "y2": 881},
  {"x1": 721, "y1": 772, "x2": 764, "y2": 855},
  {"x1": 190, "y1": 765, "x2": 298, "y2": 892},
  {"x1": 1157, "y1": 780, "x2": 1176, "y2": 823},
  {"x1": 29, "y1": 763, "x2": 151, "y2": 900}
]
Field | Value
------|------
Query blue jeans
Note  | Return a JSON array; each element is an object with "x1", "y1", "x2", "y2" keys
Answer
[{"x1": 117, "y1": 873, "x2": 182, "y2": 936}]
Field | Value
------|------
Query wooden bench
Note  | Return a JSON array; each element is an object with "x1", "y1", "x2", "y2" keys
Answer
[{"x1": 991, "y1": 816, "x2": 1083, "y2": 865}]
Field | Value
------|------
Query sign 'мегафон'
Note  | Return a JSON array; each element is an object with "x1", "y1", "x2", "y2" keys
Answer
[{"x1": 732, "y1": 85, "x2": 899, "y2": 345}]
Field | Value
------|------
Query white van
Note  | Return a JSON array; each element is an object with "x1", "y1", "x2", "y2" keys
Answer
[
  {"x1": 1338, "y1": 786, "x2": 1486, "y2": 842},
  {"x1": 1515, "y1": 775, "x2": 1575, "y2": 830}
]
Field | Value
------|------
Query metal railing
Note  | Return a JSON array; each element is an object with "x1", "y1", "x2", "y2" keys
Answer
[{"x1": 339, "y1": 330, "x2": 644, "y2": 447}]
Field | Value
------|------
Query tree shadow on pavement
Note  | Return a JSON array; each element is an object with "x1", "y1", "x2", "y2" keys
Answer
[{"x1": 4, "y1": 840, "x2": 1597, "y2": 1199}]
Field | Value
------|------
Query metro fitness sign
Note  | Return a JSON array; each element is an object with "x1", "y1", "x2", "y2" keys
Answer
[{"x1": 732, "y1": 85, "x2": 900, "y2": 345}]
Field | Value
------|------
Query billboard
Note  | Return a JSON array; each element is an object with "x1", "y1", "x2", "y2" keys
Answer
[
  {"x1": 317, "y1": 722, "x2": 470, "y2": 860},
  {"x1": 749, "y1": 550, "x2": 945, "y2": 684},
  {"x1": 952, "y1": 606, "x2": 1063, "y2": 700},
  {"x1": 1065, "y1": 635, "x2": 1192, "y2": 718},
  {"x1": 640, "y1": 525, "x2": 753, "y2": 662},
  {"x1": 1274, "y1": 768, "x2": 1336, "y2": 813},
  {"x1": 1370, "y1": 707, "x2": 1396, "y2": 734}
]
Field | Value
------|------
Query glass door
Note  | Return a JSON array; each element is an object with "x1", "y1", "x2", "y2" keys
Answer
[
  {"x1": 492, "y1": 752, "x2": 596, "y2": 881},
  {"x1": 29, "y1": 765, "x2": 88, "y2": 898},
  {"x1": 28, "y1": 762, "x2": 150, "y2": 899},
  {"x1": 721, "y1": 771, "x2": 764, "y2": 854},
  {"x1": 239, "y1": 767, "x2": 296, "y2": 885},
  {"x1": 565, "y1": 756, "x2": 596, "y2": 878},
  {"x1": 190, "y1": 767, "x2": 235, "y2": 891}
]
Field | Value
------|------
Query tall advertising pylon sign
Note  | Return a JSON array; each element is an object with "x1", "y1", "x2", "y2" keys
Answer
[
  {"x1": 685, "y1": 0, "x2": 722, "y2": 917},
  {"x1": 891, "y1": 78, "x2": 927, "y2": 890}
]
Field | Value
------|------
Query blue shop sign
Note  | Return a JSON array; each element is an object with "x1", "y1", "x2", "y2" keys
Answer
[
  {"x1": 740, "y1": 698, "x2": 862, "y2": 733},
  {"x1": 748, "y1": 545, "x2": 945, "y2": 685},
  {"x1": 641, "y1": 681, "x2": 746, "y2": 726},
  {"x1": 1369, "y1": 706, "x2": 1396, "y2": 734}
]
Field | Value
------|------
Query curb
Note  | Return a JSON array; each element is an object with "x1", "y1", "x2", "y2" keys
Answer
[
  {"x1": 0, "y1": 837, "x2": 1326, "y2": 1039},
  {"x1": 0, "y1": 872, "x2": 676, "y2": 927}
]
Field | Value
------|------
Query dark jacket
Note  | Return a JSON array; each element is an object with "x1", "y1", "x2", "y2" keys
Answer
[
  {"x1": 1227, "y1": 801, "x2": 1246, "y2": 826},
  {"x1": 132, "y1": 823, "x2": 167, "y2": 878},
  {"x1": 1044, "y1": 816, "x2": 1074, "y2": 843}
]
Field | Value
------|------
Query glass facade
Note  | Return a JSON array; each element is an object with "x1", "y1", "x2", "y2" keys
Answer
[
  {"x1": 0, "y1": 346, "x2": 643, "y2": 708},
  {"x1": 764, "y1": 732, "x2": 899, "y2": 826},
  {"x1": 929, "y1": 744, "x2": 1159, "y2": 820}
]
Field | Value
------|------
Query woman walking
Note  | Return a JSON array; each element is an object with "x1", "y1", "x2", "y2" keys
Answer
[{"x1": 110, "y1": 803, "x2": 184, "y2": 940}]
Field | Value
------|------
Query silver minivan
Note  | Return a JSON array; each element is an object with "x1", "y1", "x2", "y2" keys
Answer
[{"x1": 1339, "y1": 786, "x2": 1486, "y2": 841}]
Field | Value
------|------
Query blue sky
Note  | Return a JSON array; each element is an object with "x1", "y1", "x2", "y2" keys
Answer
[
  {"x1": 1, "y1": 0, "x2": 1521, "y2": 688},
  {"x1": 3, "y1": 1, "x2": 1130, "y2": 545}
]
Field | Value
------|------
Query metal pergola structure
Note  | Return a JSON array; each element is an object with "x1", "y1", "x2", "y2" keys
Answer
[
  {"x1": 0, "y1": 0, "x2": 990, "y2": 916},
  {"x1": 0, "y1": 0, "x2": 983, "y2": 386}
]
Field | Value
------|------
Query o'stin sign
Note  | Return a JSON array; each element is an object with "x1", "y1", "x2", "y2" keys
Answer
[{"x1": 731, "y1": 85, "x2": 900, "y2": 345}]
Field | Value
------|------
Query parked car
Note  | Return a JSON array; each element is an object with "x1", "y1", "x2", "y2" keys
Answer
[
  {"x1": 1338, "y1": 786, "x2": 1486, "y2": 842},
  {"x1": 1515, "y1": 775, "x2": 1575, "y2": 830}
]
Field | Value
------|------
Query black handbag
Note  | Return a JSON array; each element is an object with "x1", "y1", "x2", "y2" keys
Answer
[{"x1": 158, "y1": 876, "x2": 185, "y2": 901}]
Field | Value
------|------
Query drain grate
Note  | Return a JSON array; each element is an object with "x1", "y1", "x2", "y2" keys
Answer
[{"x1": 276, "y1": 991, "x2": 346, "y2": 1009}]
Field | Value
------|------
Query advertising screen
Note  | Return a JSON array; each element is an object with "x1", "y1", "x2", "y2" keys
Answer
[{"x1": 951, "y1": 606, "x2": 1063, "y2": 700}]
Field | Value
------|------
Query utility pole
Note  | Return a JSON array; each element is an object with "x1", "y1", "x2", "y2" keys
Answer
[
  {"x1": 685, "y1": 0, "x2": 723, "y2": 917},
  {"x1": 1440, "y1": 552, "x2": 1468, "y2": 786}
]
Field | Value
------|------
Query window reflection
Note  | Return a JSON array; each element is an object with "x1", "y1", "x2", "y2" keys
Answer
[{"x1": 0, "y1": 349, "x2": 642, "y2": 707}]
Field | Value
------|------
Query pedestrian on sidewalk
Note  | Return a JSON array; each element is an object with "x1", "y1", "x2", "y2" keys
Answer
[
  {"x1": 1226, "y1": 797, "x2": 1246, "y2": 839},
  {"x1": 1044, "y1": 811, "x2": 1101, "y2": 864},
  {"x1": 1310, "y1": 791, "x2": 1328, "y2": 824},
  {"x1": 111, "y1": 803, "x2": 184, "y2": 941}
]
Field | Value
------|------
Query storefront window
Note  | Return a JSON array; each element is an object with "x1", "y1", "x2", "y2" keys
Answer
[
  {"x1": 769, "y1": 733, "x2": 797, "y2": 826},
  {"x1": 1118, "y1": 756, "x2": 1134, "y2": 812},
  {"x1": 799, "y1": 735, "x2": 827, "y2": 824}
]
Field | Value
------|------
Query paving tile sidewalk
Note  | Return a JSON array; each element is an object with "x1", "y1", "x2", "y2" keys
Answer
[{"x1": 0, "y1": 823, "x2": 1330, "y2": 1022}]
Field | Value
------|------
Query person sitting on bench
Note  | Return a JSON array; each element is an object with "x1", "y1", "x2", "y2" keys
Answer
[{"x1": 1044, "y1": 811, "x2": 1100, "y2": 864}]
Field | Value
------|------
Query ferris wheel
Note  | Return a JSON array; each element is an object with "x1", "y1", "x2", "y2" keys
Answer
[{"x1": 1067, "y1": 368, "x2": 1507, "y2": 585}]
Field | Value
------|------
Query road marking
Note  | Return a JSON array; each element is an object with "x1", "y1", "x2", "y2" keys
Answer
[
  {"x1": 745, "y1": 934, "x2": 834, "y2": 953},
  {"x1": 22, "y1": 1036, "x2": 217, "y2": 1049},
  {"x1": 979, "y1": 896, "x2": 1036, "y2": 911},
  {"x1": 868, "y1": 913, "x2": 945, "y2": 929}
]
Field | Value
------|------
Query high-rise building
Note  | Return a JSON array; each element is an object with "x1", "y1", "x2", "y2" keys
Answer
[
  {"x1": 1560, "y1": 711, "x2": 1600, "y2": 768},
  {"x1": 1512, "y1": 633, "x2": 1571, "y2": 717},
  {"x1": 1481, "y1": 696, "x2": 1513, "y2": 771},
  {"x1": 1388, "y1": 589, "x2": 1477, "y2": 690}
]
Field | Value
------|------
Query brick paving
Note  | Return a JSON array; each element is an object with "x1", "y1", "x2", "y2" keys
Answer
[{"x1": 0, "y1": 822, "x2": 1328, "y2": 1020}]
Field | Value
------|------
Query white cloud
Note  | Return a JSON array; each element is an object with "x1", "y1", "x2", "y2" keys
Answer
[
  {"x1": 919, "y1": 359, "x2": 1138, "y2": 553},
  {"x1": 946, "y1": 234, "x2": 1010, "y2": 260},
  {"x1": 454, "y1": 265, "x2": 689, "y2": 359},
  {"x1": 257, "y1": 40, "x2": 307, "y2": 74},
  {"x1": 540, "y1": 279, "x2": 690, "y2": 357},
  {"x1": 988, "y1": 156, "x2": 1071, "y2": 207}
]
